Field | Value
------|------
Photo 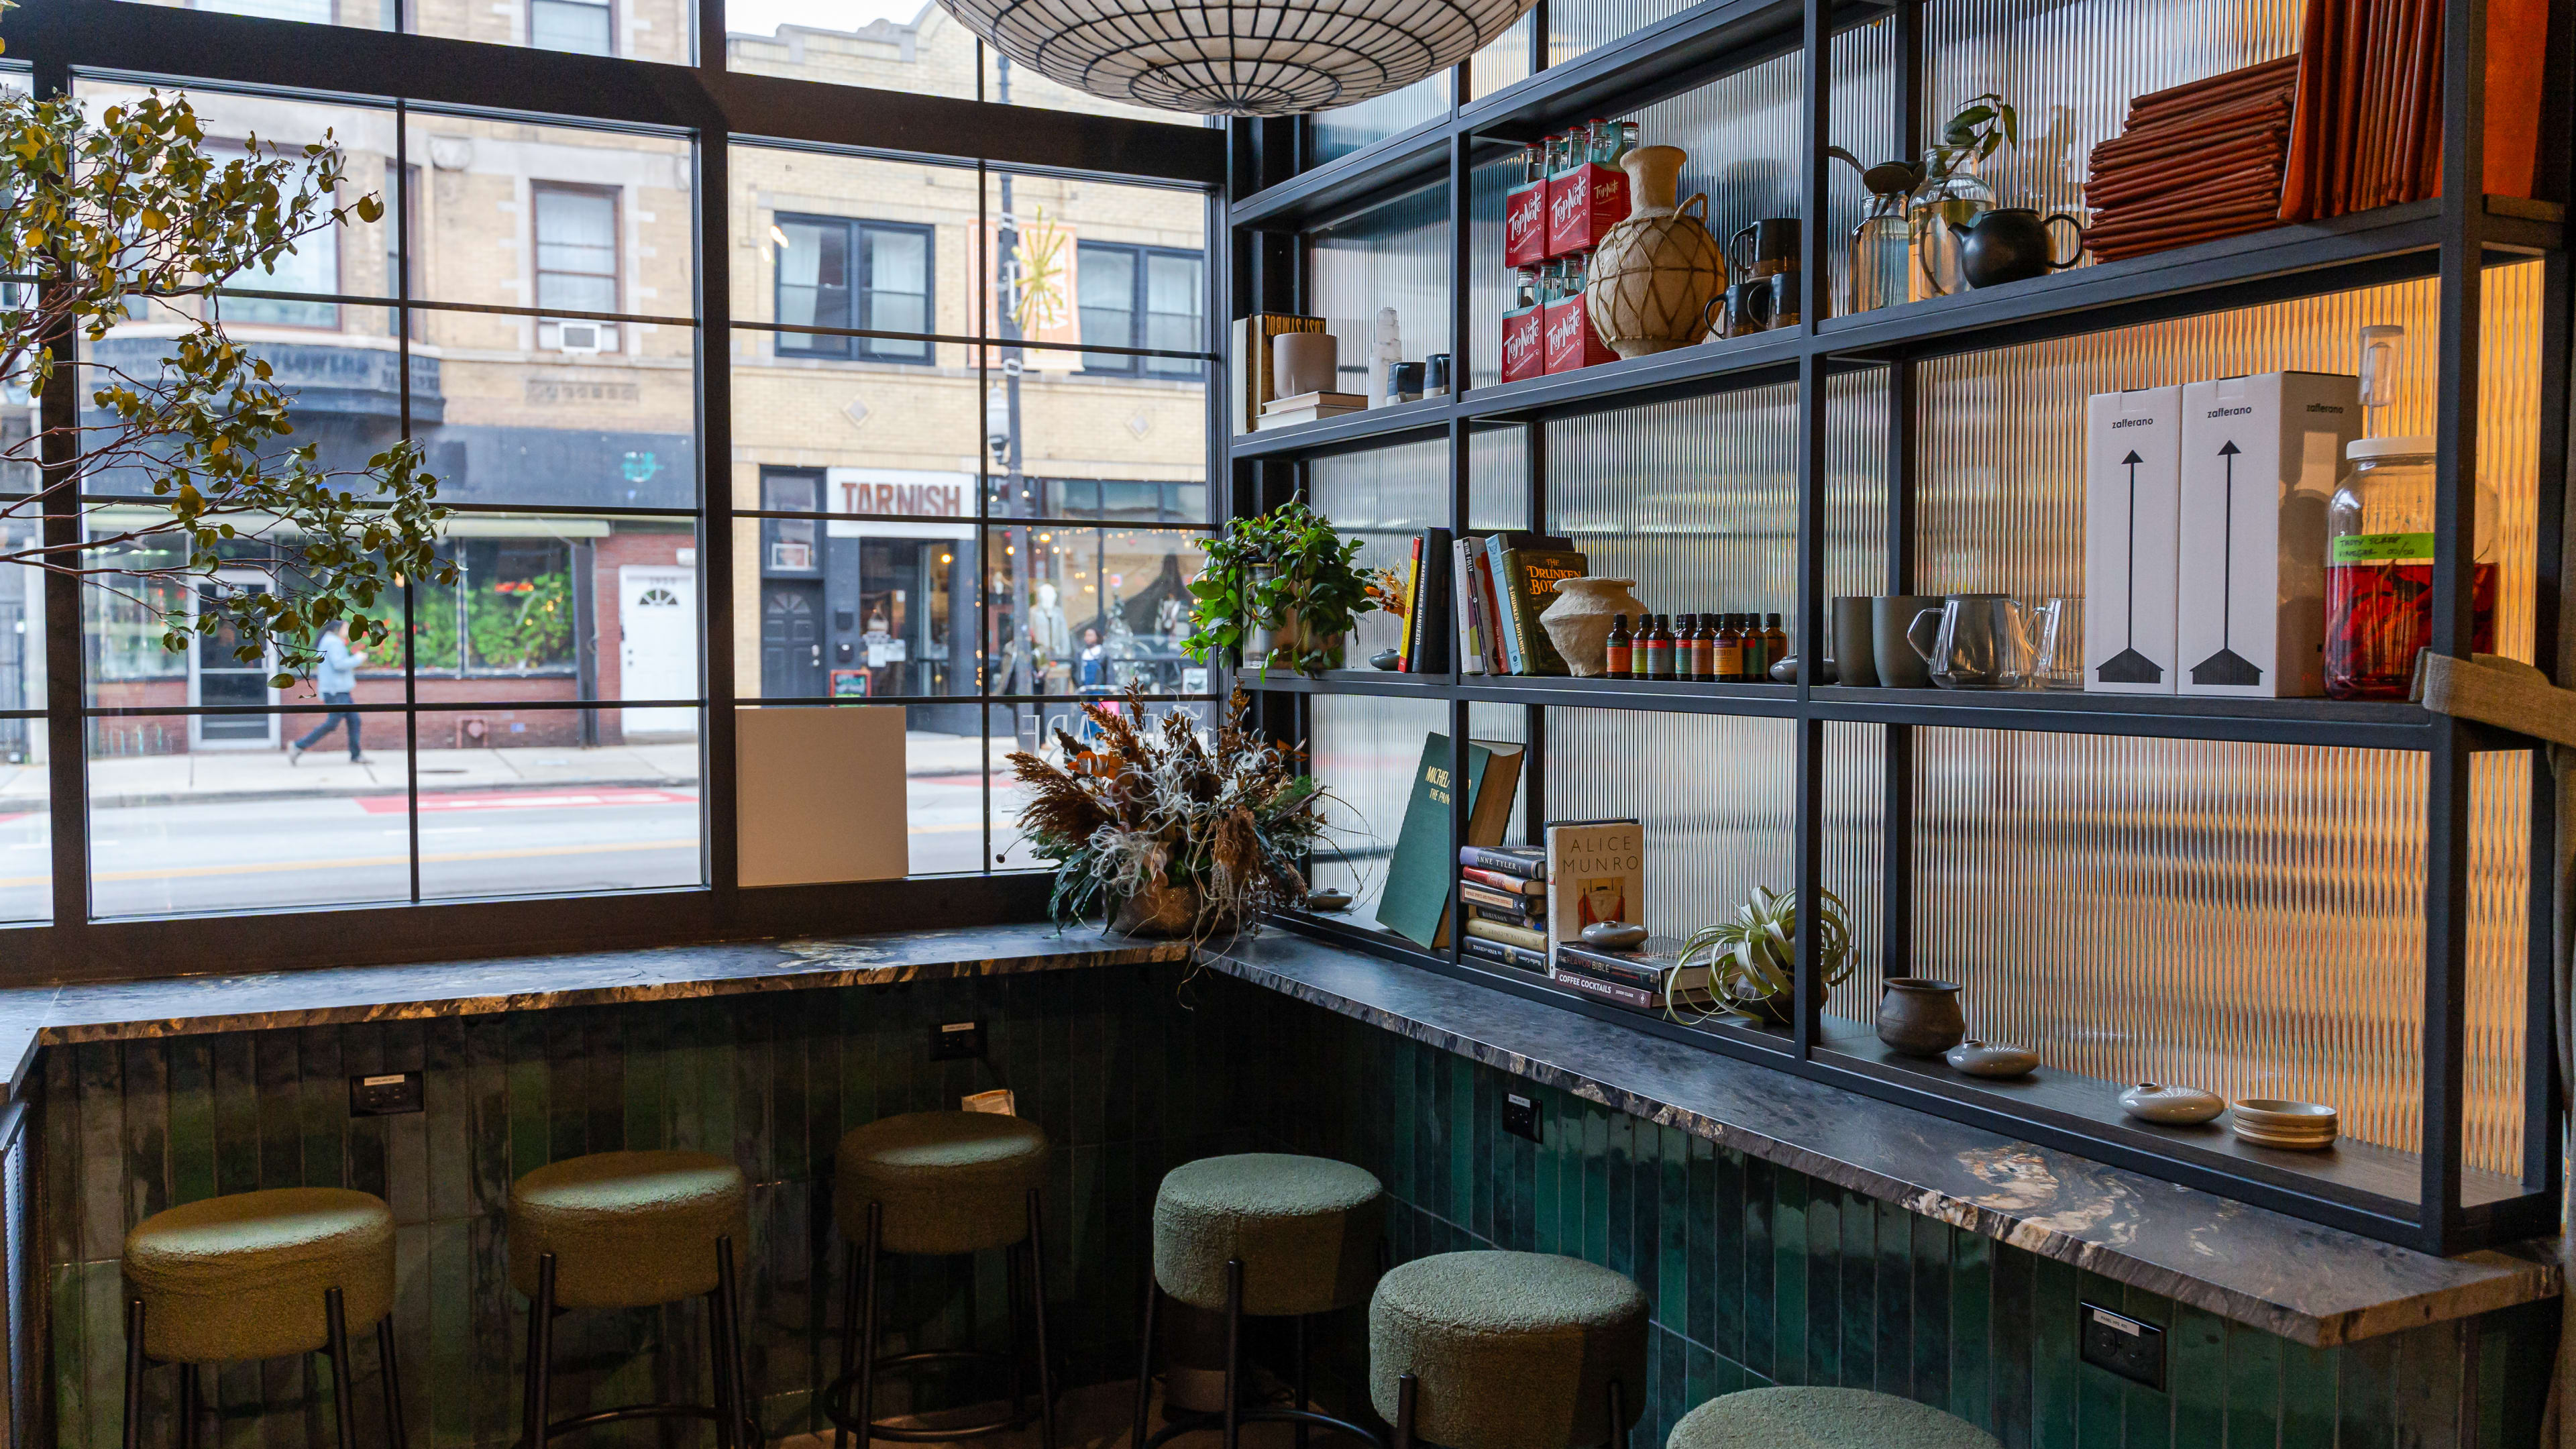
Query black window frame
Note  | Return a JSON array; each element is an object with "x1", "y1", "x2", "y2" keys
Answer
[
  {"x1": 1073, "y1": 239, "x2": 1202, "y2": 378},
  {"x1": 771, "y1": 213, "x2": 936, "y2": 366}
]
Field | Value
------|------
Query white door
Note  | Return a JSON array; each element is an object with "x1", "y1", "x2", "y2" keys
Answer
[
  {"x1": 189, "y1": 572, "x2": 281, "y2": 751},
  {"x1": 619, "y1": 565, "x2": 697, "y2": 735}
]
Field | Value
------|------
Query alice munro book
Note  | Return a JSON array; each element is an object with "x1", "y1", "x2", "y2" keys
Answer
[
  {"x1": 1378, "y1": 734, "x2": 1527, "y2": 949},
  {"x1": 1543, "y1": 818, "x2": 1644, "y2": 977}
]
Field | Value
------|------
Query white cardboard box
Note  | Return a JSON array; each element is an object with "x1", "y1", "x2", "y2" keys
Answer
[
  {"x1": 735, "y1": 705, "x2": 909, "y2": 885},
  {"x1": 2085, "y1": 386, "x2": 2183, "y2": 692},
  {"x1": 2176, "y1": 372, "x2": 2359, "y2": 697}
]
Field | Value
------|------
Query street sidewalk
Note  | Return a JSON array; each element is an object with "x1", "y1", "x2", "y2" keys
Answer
[{"x1": 0, "y1": 729, "x2": 996, "y2": 810}]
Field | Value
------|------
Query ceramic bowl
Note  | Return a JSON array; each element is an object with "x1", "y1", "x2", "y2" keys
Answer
[
  {"x1": 1305, "y1": 888, "x2": 1353, "y2": 912},
  {"x1": 2229, "y1": 1099, "x2": 2337, "y2": 1150},
  {"x1": 1945, "y1": 1039, "x2": 2039, "y2": 1079},
  {"x1": 2232, "y1": 1123, "x2": 2338, "y2": 1151},
  {"x1": 2118, "y1": 1082, "x2": 2224, "y2": 1125},
  {"x1": 1581, "y1": 920, "x2": 1650, "y2": 949}
]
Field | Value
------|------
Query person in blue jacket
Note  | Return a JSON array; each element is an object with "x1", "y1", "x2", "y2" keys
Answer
[{"x1": 287, "y1": 620, "x2": 369, "y2": 764}]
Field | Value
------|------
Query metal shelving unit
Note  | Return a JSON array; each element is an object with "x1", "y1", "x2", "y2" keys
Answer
[{"x1": 1224, "y1": 0, "x2": 2571, "y2": 1255}]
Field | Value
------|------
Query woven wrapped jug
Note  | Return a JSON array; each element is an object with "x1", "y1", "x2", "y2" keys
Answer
[{"x1": 1583, "y1": 146, "x2": 1727, "y2": 358}]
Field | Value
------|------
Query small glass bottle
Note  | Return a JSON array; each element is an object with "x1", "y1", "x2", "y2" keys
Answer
[
  {"x1": 1604, "y1": 613, "x2": 1633, "y2": 678},
  {"x1": 1513, "y1": 266, "x2": 1538, "y2": 310},
  {"x1": 1671, "y1": 613, "x2": 1697, "y2": 681},
  {"x1": 1586, "y1": 118, "x2": 1612, "y2": 165},
  {"x1": 1648, "y1": 614, "x2": 1677, "y2": 680},
  {"x1": 1521, "y1": 143, "x2": 1544, "y2": 185},
  {"x1": 1615, "y1": 121, "x2": 1640, "y2": 165},
  {"x1": 1762, "y1": 614, "x2": 1789, "y2": 679},
  {"x1": 1714, "y1": 614, "x2": 1744, "y2": 682},
  {"x1": 1684, "y1": 613, "x2": 1713, "y2": 681},
  {"x1": 1546, "y1": 131, "x2": 1571, "y2": 176}
]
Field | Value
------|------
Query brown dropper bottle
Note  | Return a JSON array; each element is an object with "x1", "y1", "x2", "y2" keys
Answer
[
  {"x1": 1605, "y1": 614, "x2": 1633, "y2": 678},
  {"x1": 1762, "y1": 613, "x2": 1788, "y2": 680},
  {"x1": 1714, "y1": 614, "x2": 1744, "y2": 682}
]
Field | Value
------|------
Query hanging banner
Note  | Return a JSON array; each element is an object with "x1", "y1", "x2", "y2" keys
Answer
[{"x1": 983, "y1": 205, "x2": 1081, "y2": 372}]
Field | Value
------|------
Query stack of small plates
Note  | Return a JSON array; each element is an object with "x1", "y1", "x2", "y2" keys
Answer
[{"x1": 2230, "y1": 1099, "x2": 2339, "y2": 1150}]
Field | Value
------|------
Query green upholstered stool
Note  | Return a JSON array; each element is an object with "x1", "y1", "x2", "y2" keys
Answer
[
  {"x1": 1369, "y1": 1250, "x2": 1650, "y2": 1449},
  {"x1": 506, "y1": 1150, "x2": 755, "y2": 1449},
  {"x1": 121, "y1": 1187, "x2": 405, "y2": 1449},
  {"x1": 1133, "y1": 1153, "x2": 1387, "y2": 1449},
  {"x1": 1666, "y1": 1387, "x2": 2002, "y2": 1449},
  {"x1": 827, "y1": 1111, "x2": 1057, "y2": 1449}
]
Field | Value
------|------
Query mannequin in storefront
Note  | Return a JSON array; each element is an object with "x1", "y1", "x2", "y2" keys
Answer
[{"x1": 1028, "y1": 581, "x2": 1071, "y2": 663}]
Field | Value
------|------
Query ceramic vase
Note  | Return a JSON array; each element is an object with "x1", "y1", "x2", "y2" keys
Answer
[
  {"x1": 1875, "y1": 977, "x2": 1966, "y2": 1057},
  {"x1": 1583, "y1": 147, "x2": 1728, "y2": 359},
  {"x1": 1539, "y1": 577, "x2": 1649, "y2": 677},
  {"x1": 1271, "y1": 331, "x2": 1338, "y2": 396}
]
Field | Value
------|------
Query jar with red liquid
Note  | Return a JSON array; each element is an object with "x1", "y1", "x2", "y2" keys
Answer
[{"x1": 2322, "y1": 437, "x2": 2497, "y2": 699}]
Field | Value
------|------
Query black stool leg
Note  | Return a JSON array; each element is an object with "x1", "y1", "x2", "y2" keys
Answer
[
  {"x1": 1220, "y1": 1258, "x2": 1244, "y2": 1449},
  {"x1": 1392, "y1": 1373, "x2": 1417, "y2": 1449},
  {"x1": 121, "y1": 1298, "x2": 145, "y2": 1449},
  {"x1": 523, "y1": 1252, "x2": 557, "y2": 1449},
  {"x1": 855, "y1": 1201, "x2": 883, "y2": 1444},
  {"x1": 716, "y1": 1234, "x2": 756, "y2": 1449},
  {"x1": 833, "y1": 1230, "x2": 863, "y2": 1449},
  {"x1": 323, "y1": 1287, "x2": 358, "y2": 1449},
  {"x1": 177, "y1": 1362, "x2": 200, "y2": 1449},
  {"x1": 376, "y1": 1315, "x2": 409, "y2": 1449},
  {"x1": 1024, "y1": 1188, "x2": 1058, "y2": 1449},
  {"x1": 1130, "y1": 1270, "x2": 1159, "y2": 1449},
  {"x1": 1293, "y1": 1314, "x2": 1311, "y2": 1449},
  {"x1": 1005, "y1": 1240, "x2": 1027, "y2": 1417},
  {"x1": 1607, "y1": 1378, "x2": 1628, "y2": 1449},
  {"x1": 707, "y1": 1279, "x2": 739, "y2": 1449}
]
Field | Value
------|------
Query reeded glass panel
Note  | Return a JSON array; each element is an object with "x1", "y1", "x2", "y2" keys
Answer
[
  {"x1": 1916, "y1": 267, "x2": 2545, "y2": 663},
  {"x1": 1307, "y1": 693, "x2": 1451, "y2": 928},
  {"x1": 1310, "y1": 439, "x2": 1448, "y2": 663},
  {"x1": 1311, "y1": 74, "x2": 1451, "y2": 164},
  {"x1": 1310, "y1": 182, "x2": 1451, "y2": 396},
  {"x1": 1469, "y1": 17, "x2": 1536, "y2": 98},
  {"x1": 1546, "y1": 386, "x2": 1799, "y2": 635},
  {"x1": 1468, "y1": 425, "x2": 1531, "y2": 534},
  {"x1": 1821, "y1": 720, "x2": 1889, "y2": 987},
  {"x1": 1823, "y1": 368, "x2": 1891, "y2": 602},
  {"x1": 1468, "y1": 702, "x2": 1532, "y2": 847},
  {"x1": 1547, "y1": 0, "x2": 1692, "y2": 64}
]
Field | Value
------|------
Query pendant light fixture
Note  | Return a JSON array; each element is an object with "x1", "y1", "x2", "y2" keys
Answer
[{"x1": 936, "y1": 0, "x2": 1540, "y2": 116}]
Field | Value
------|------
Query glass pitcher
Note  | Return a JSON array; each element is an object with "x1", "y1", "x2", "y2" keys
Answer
[
  {"x1": 1904, "y1": 594, "x2": 2047, "y2": 690},
  {"x1": 1846, "y1": 161, "x2": 1919, "y2": 315},
  {"x1": 1909, "y1": 154, "x2": 1994, "y2": 301}
]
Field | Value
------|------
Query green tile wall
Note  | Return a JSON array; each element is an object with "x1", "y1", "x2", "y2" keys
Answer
[
  {"x1": 1208, "y1": 980, "x2": 2560, "y2": 1449},
  {"x1": 40, "y1": 962, "x2": 1244, "y2": 1449}
]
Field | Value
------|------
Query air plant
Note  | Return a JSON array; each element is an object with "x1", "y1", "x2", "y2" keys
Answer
[
  {"x1": 1006, "y1": 683, "x2": 1343, "y2": 948},
  {"x1": 1672, "y1": 884, "x2": 1854, "y2": 1024}
]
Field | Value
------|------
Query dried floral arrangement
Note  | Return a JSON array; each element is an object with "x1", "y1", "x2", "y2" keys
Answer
[{"x1": 1006, "y1": 684, "x2": 1340, "y2": 944}]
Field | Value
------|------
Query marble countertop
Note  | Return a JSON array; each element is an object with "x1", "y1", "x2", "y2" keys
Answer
[
  {"x1": 1203, "y1": 932, "x2": 2563, "y2": 1348},
  {"x1": 0, "y1": 921, "x2": 1187, "y2": 1097}
]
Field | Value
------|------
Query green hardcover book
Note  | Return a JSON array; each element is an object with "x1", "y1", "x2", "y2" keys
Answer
[
  {"x1": 1501, "y1": 547, "x2": 1589, "y2": 675},
  {"x1": 1377, "y1": 733, "x2": 1527, "y2": 949}
]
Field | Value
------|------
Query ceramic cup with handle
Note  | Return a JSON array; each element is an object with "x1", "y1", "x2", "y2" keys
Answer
[{"x1": 1906, "y1": 594, "x2": 2047, "y2": 690}]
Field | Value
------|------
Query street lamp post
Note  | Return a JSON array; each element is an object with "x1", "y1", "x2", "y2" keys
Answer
[{"x1": 992, "y1": 54, "x2": 1032, "y2": 704}]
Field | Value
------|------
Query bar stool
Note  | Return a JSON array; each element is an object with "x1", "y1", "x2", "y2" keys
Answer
[
  {"x1": 1370, "y1": 1250, "x2": 1647, "y2": 1449},
  {"x1": 1667, "y1": 1387, "x2": 2000, "y2": 1448},
  {"x1": 507, "y1": 1149, "x2": 755, "y2": 1448},
  {"x1": 826, "y1": 1110, "x2": 1056, "y2": 1448},
  {"x1": 1134, "y1": 1152, "x2": 1386, "y2": 1449},
  {"x1": 121, "y1": 1187, "x2": 405, "y2": 1449}
]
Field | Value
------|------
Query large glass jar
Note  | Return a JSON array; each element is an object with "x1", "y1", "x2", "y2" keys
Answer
[
  {"x1": 1847, "y1": 184, "x2": 1911, "y2": 314},
  {"x1": 1908, "y1": 154, "x2": 1993, "y2": 301},
  {"x1": 2322, "y1": 437, "x2": 2498, "y2": 699}
]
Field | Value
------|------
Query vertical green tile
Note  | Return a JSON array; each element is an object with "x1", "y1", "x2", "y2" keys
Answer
[
  {"x1": 2391, "y1": 1320, "x2": 2463, "y2": 1449},
  {"x1": 2281, "y1": 1338, "x2": 2337, "y2": 1449},
  {"x1": 1389, "y1": 1038, "x2": 1415, "y2": 1208},
  {"x1": 49, "y1": 1263, "x2": 84, "y2": 1449},
  {"x1": 1450, "y1": 1055, "x2": 1475, "y2": 1232},
  {"x1": 211, "y1": 1033, "x2": 258, "y2": 1198},
  {"x1": 1582, "y1": 1101, "x2": 1610, "y2": 1267},
  {"x1": 2168, "y1": 1303, "x2": 2227, "y2": 1449},
  {"x1": 1658, "y1": 1126, "x2": 1687, "y2": 1341},
  {"x1": 1685, "y1": 1136, "x2": 1717, "y2": 1350},
  {"x1": 1535, "y1": 1086, "x2": 1561, "y2": 1254},
  {"x1": 1837, "y1": 1187, "x2": 1872, "y2": 1389},
  {"x1": 1613, "y1": 1112, "x2": 1644, "y2": 1289},
  {"x1": 1418, "y1": 1038, "x2": 1443, "y2": 1214},
  {"x1": 1873, "y1": 1198, "x2": 1911, "y2": 1399},
  {"x1": 1470, "y1": 1063, "x2": 1496, "y2": 1242},
  {"x1": 505, "y1": 1012, "x2": 548, "y2": 1181},
  {"x1": 1772, "y1": 1168, "x2": 1806, "y2": 1386},
  {"x1": 1949, "y1": 1228, "x2": 1992, "y2": 1434},
  {"x1": 120, "y1": 1041, "x2": 170, "y2": 1230},
  {"x1": 1740, "y1": 1152, "x2": 1772, "y2": 1381},
  {"x1": 2030, "y1": 1254, "x2": 2078, "y2": 1449},
  {"x1": 1801, "y1": 1176, "x2": 1835, "y2": 1386},
  {"x1": 165, "y1": 1038, "x2": 215, "y2": 1208},
  {"x1": 2070, "y1": 1271, "x2": 2126, "y2": 1449},
  {"x1": 2116, "y1": 1285, "x2": 2174, "y2": 1449},
  {"x1": 1990, "y1": 1242, "x2": 2034, "y2": 1448},
  {"x1": 2221, "y1": 1318, "x2": 2282, "y2": 1448},
  {"x1": 1909, "y1": 1209, "x2": 1949, "y2": 1410},
  {"x1": 2335, "y1": 1325, "x2": 2396, "y2": 1449}
]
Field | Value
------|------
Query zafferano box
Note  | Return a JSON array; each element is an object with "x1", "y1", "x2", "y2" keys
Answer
[
  {"x1": 2084, "y1": 386, "x2": 2183, "y2": 693},
  {"x1": 2176, "y1": 371, "x2": 2359, "y2": 697}
]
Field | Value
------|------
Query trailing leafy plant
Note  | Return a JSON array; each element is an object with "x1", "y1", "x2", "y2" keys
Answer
[
  {"x1": 1672, "y1": 884, "x2": 1854, "y2": 1024},
  {"x1": 1181, "y1": 500, "x2": 1377, "y2": 676},
  {"x1": 1921, "y1": 92, "x2": 2019, "y2": 186},
  {"x1": 1006, "y1": 684, "x2": 1342, "y2": 949}
]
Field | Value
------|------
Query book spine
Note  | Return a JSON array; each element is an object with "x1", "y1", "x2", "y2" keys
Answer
[
  {"x1": 1470, "y1": 904, "x2": 1545, "y2": 927},
  {"x1": 1460, "y1": 866, "x2": 1547, "y2": 894},
  {"x1": 1458, "y1": 847, "x2": 1547, "y2": 879},
  {"x1": 1553, "y1": 970, "x2": 1660, "y2": 1010},
  {"x1": 1399, "y1": 537, "x2": 1424, "y2": 672},
  {"x1": 1462, "y1": 936, "x2": 1552, "y2": 973},
  {"x1": 1462, "y1": 917, "x2": 1550, "y2": 951},
  {"x1": 1454, "y1": 537, "x2": 1483, "y2": 674},
  {"x1": 1501, "y1": 550, "x2": 1570, "y2": 675},
  {"x1": 1484, "y1": 536, "x2": 1522, "y2": 674},
  {"x1": 1552, "y1": 949, "x2": 1667, "y2": 991}
]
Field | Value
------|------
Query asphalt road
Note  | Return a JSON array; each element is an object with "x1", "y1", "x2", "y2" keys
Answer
[{"x1": 0, "y1": 771, "x2": 1010, "y2": 919}]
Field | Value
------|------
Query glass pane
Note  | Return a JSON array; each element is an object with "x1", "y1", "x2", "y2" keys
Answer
[
  {"x1": 1144, "y1": 252, "x2": 1203, "y2": 372},
  {"x1": 731, "y1": 145, "x2": 981, "y2": 341},
  {"x1": 733, "y1": 521, "x2": 974, "y2": 702},
  {"x1": 413, "y1": 708, "x2": 702, "y2": 900},
  {"x1": 1549, "y1": 0, "x2": 1692, "y2": 65},
  {"x1": 0, "y1": 749, "x2": 46, "y2": 924},
  {"x1": 529, "y1": 0, "x2": 614, "y2": 54},
  {"x1": 1310, "y1": 437, "x2": 1446, "y2": 664},
  {"x1": 983, "y1": 347, "x2": 1210, "y2": 523},
  {"x1": 404, "y1": 111, "x2": 693, "y2": 317},
  {"x1": 1468, "y1": 16, "x2": 1534, "y2": 98},
  {"x1": 1310, "y1": 72, "x2": 1450, "y2": 165},
  {"x1": 409, "y1": 308, "x2": 696, "y2": 508},
  {"x1": 127, "y1": 0, "x2": 696, "y2": 56},
  {"x1": 984, "y1": 170, "x2": 1206, "y2": 343},
  {"x1": 989, "y1": 695, "x2": 1217, "y2": 873},
  {"x1": 1311, "y1": 181, "x2": 1450, "y2": 390},
  {"x1": 984, "y1": 525, "x2": 1210, "y2": 698},
  {"x1": 1306, "y1": 693, "x2": 1449, "y2": 930},
  {"x1": 725, "y1": 363, "x2": 982, "y2": 515},
  {"x1": 1078, "y1": 244, "x2": 1136, "y2": 372},
  {"x1": 982, "y1": 46, "x2": 1217, "y2": 124},
  {"x1": 89, "y1": 714, "x2": 413, "y2": 916},
  {"x1": 724, "y1": 0, "x2": 979, "y2": 100}
]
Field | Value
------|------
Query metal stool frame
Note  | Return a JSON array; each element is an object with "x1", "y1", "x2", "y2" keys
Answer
[
  {"x1": 517, "y1": 1234, "x2": 759, "y2": 1449},
  {"x1": 122, "y1": 1286, "x2": 406, "y2": 1449},
  {"x1": 1131, "y1": 1257, "x2": 1388, "y2": 1449},
  {"x1": 824, "y1": 1186, "x2": 1058, "y2": 1449}
]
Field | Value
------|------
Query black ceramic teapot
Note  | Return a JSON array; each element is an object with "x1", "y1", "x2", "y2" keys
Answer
[{"x1": 1949, "y1": 207, "x2": 2084, "y2": 288}]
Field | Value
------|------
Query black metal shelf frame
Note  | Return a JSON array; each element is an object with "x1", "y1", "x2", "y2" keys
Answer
[{"x1": 1223, "y1": 0, "x2": 2573, "y2": 1256}]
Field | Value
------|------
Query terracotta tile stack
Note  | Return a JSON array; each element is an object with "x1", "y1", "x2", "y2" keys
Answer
[{"x1": 2082, "y1": 56, "x2": 2300, "y2": 263}]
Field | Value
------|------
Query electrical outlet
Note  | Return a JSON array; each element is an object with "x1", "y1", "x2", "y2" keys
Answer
[
  {"x1": 1502, "y1": 1091, "x2": 1542, "y2": 1143},
  {"x1": 348, "y1": 1071, "x2": 423, "y2": 1117},
  {"x1": 2080, "y1": 1301, "x2": 2165, "y2": 1391},
  {"x1": 930, "y1": 1020, "x2": 986, "y2": 1061}
]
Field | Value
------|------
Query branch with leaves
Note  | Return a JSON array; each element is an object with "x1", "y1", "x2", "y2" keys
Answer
[{"x1": 0, "y1": 88, "x2": 455, "y2": 686}]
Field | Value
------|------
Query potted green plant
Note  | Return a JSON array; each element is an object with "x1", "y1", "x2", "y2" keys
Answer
[
  {"x1": 1675, "y1": 884, "x2": 1855, "y2": 1025},
  {"x1": 1181, "y1": 500, "x2": 1377, "y2": 676}
]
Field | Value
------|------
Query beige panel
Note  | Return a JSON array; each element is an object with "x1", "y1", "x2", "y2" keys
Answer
[{"x1": 735, "y1": 706, "x2": 909, "y2": 886}]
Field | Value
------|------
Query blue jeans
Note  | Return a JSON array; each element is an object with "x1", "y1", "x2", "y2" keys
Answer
[{"x1": 294, "y1": 692, "x2": 362, "y2": 758}]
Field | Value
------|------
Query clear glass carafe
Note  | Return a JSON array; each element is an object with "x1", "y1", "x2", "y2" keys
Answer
[
  {"x1": 2322, "y1": 439, "x2": 2498, "y2": 699},
  {"x1": 1908, "y1": 154, "x2": 1993, "y2": 301},
  {"x1": 1847, "y1": 188, "x2": 1911, "y2": 314}
]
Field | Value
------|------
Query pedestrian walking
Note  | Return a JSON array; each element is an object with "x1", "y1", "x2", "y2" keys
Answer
[{"x1": 288, "y1": 620, "x2": 368, "y2": 764}]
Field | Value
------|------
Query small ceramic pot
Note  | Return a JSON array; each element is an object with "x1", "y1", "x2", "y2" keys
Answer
[
  {"x1": 1305, "y1": 888, "x2": 1353, "y2": 912},
  {"x1": 1539, "y1": 577, "x2": 1650, "y2": 678},
  {"x1": 1370, "y1": 648, "x2": 1402, "y2": 670},
  {"x1": 2229, "y1": 1099, "x2": 2338, "y2": 1150},
  {"x1": 1581, "y1": 920, "x2": 1650, "y2": 949},
  {"x1": 1945, "y1": 1039, "x2": 2038, "y2": 1079},
  {"x1": 2118, "y1": 1083, "x2": 2224, "y2": 1125},
  {"x1": 1271, "y1": 331, "x2": 1338, "y2": 398},
  {"x1": 1875, "y1": 977, "x2": 1966, "y2": 1057}
]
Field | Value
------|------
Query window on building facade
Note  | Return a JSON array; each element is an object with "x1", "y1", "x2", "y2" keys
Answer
[
  {"x1": 531, "y1": 0, "x2": 614, "y2": 54},
  {"x1": 535, "y1": 183, "x2": 622, "y2": 313},
  {"x1": 773, "y1": 215, "x2": 932, "y2": 363},
  {"x1": 1075, "y1": 241, "x2": 1202, "y2": 376}
]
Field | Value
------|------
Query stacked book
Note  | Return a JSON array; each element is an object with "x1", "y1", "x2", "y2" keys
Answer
[
  {"x1": 1456, "y1": 846, "x2": 1549, "y2": 967},
  {"x1": 1455, "y1": 532, "x2": 1586, "y2": 676},
  {"x1": 1551, "y1": 934, "x2": 1717, "y2": 1013},
  {"x1": 1258, "y1": 390, "x2": 1366, "y2": 429},
  {"x1": 2082, "y1": 56, "x2": 2299, "y2": 263}
]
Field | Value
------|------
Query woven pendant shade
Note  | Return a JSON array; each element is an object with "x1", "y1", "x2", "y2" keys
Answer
[{"x1": 938, "y1": 0, "x2": 1539, "y2": 115}]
